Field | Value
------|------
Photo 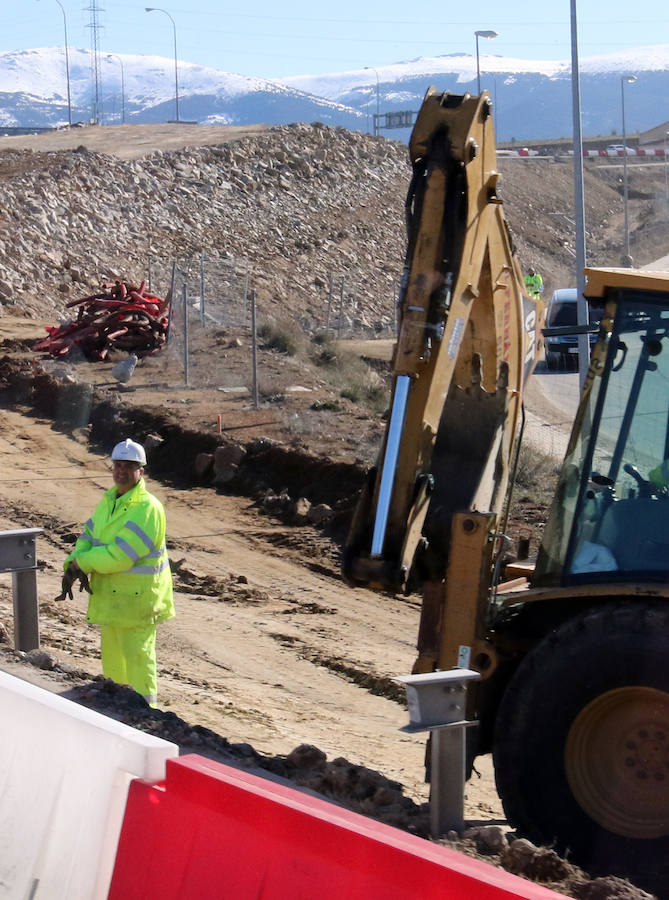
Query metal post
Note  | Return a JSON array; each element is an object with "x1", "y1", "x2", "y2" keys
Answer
[
  {"x1": 242, "y1": 261, "x2": 250, "y2": 325},
  {"x1": 474, "y1": 30, "x2": 497, "y2": 96},
  {"x1": 41, "y1": 0, "x2": 72, "y2": 127},
  {"x1": 326, "y1": 272, "x2": 333, "y2": 335},
  {"x1": 570, "y1": 0, "x2": 589, "y2": 390},
  {"x1": 166, "y1": 260, "x2": 176, "y2": 345},
  {"x1": 0, "y1": 528, "x2": 43, "y2": 652},
  {"x1": 337, "y1": 277, "x2": 345, "y2": 338},
  {"x1": 475, "y1": 34, "x2": 481, "y2": 94},
  {"x1": 622, "y1": 80, "x2": 630, "y2": 263},
  {"x1": 145, "y1": 7, "x2": 179, "y2": 122},
  {"x1": 621, "y1": 74, "x2": 637, "y2": 266},
  {"x1": 182, "y1": 282, "x2": 189, "y2": 386},
  {"x1": 365, "y1": 67, "x2": 380, "y2": 135},
  {"x1": 430, "y1": 726, "x2": 467, "y2": 836},
  {"x1": 251, "y1": 289, "x2": 259, "y2": 410},
  {"x1": 200, "y1": 252, "x2": 205, "y2": 326},
  {"x1": 13, "y1": 570, "x2": 40, "y2": 652},
  {"x1": 394, "y1": 669, "x2": 481, "y2": 839}
]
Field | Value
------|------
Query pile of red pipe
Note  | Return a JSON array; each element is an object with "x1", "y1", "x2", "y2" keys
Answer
[{"x1": 33, "y1": 281, "x2": 170, "y2": 360}]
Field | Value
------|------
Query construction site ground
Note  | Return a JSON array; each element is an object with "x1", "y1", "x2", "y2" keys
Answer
[{"x1": 0, "y1": 123, "x2": 664, "y2": 899}]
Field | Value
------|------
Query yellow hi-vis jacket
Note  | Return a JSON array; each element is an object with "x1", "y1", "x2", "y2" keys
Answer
[
  {"x1": 524, "y1": 272, "x2": 544, "y2": 298},
  {"x1": 66, "y1": 478, "x2": 175, "y2": 628}
]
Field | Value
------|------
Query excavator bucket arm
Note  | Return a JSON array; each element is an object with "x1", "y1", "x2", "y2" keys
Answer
[{"x1": 344, "y1": 88, "x2": 543, "y2": 598}]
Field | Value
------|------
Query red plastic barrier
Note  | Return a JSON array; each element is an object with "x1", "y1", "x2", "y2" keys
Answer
[{"x1": 108, "y1": 755, "x2": 563, "y2": 900}]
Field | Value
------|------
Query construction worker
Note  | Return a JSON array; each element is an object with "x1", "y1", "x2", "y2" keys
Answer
[
  {"x1": 524, "y1": 267, "x2": 544, "y2": 300},
  {"x1": 64, "y1": 439, "x2": 174, "y2": 707},
  {"x1": 649, "y1": 459, "x2": 669, "y2": 489}
]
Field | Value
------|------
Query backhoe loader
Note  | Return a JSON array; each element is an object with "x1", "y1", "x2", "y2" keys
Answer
[{"x1": 344, "y1": 87, "x2": 669, "y2": 882}]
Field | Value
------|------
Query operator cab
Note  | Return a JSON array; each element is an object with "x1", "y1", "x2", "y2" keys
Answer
[{"x1": 534, "y1": 270, "x2": 669, "y2": 585}]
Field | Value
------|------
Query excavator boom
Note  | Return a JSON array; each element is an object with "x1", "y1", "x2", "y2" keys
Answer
[{"x1": 344, "y1": 89, "x2": 543, "y2": 600}]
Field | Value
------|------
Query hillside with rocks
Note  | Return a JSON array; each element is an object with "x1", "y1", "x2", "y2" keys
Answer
[{"x1": 1, "y1": 122, "x2": 667, "y2": 334}]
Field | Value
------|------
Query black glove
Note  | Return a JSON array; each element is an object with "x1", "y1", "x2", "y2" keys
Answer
[
  {"x1": 54, "y1": 565, "x2": 78, "y2": 602},
  {"x1": 77, "y1": 569, "x2": 93, "y2": 595},
  {"x1": 54, "y1": 563, "x2": 93, "y2": 602}
]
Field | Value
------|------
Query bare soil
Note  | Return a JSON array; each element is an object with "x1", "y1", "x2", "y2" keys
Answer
[{"x1": 0, "y1": 124, "x2": 663, "y2": 899}]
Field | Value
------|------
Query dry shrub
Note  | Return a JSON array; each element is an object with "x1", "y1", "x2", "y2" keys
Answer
[
  {"x1": 258, "y1": 320, "x2": 302, "y2": 356},
  {"x1": 514, "y1": 442, "x2": 560, "y2": 492}
]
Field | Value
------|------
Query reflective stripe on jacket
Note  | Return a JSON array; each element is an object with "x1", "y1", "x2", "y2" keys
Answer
[{"x1": 66, "y1": 478, "x2": 175, "y2": 627}]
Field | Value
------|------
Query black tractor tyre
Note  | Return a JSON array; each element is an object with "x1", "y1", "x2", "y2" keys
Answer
[{"x1": 493, "y1": 601, "x2": 669, "y2": 888}]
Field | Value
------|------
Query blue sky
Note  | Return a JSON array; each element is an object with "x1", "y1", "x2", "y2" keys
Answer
[{"x1": 4, "y1": 1, "x2": 668, "y2": 79}]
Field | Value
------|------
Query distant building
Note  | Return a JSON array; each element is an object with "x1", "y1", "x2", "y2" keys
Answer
[{"x1": 638, "y1": 121, "x2": 669, "y2": 147}]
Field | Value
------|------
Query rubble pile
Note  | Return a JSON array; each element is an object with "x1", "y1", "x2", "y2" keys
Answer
[
  {"x1": 0, "y1": 123, "x2": 636, "y2": 333},
  {"x1": 32, "y1": 280, "x2": 169, "y2": 359},
  {"x1": 0, "y1": 126, "x2": 410, "y2": 331}
]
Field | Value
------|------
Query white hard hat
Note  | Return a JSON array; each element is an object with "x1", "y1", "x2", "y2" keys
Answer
[{"x1": 111, "y1": 438, "x2": 146, "y2": 465}]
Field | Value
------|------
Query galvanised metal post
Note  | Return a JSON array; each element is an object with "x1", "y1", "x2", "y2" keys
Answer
[{"x1": 621, "y1": 74, "x2": 637, "y2": 265}]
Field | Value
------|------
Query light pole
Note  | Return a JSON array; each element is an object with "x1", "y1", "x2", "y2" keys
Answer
[
  {"x1": 37, "y1": 0, "x2": 72, "y2": 126},
  {"x1": 145, "y1": 7, "x2": 179, "y2": 122},
  {"x1": 621, "y1": 74, "x2": 637, "y2": 265},
  {"x1": 474, "y1": 30, "x2": 497, "y2": 95},
  {"x1": 664, "y1": 131, "x2": 669, "y2": 202},
  {"x1": 106, "y1": 54, "x2": 125, "y2": 124},
  {"x1": 569, "y1": 0, "x2": 588, "y2": 387},
  {"x1": 364, "y1": 67, "x2": 379, "y2": 136}
]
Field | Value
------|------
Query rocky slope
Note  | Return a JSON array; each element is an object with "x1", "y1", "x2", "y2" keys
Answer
[{"x1": 0, "y1": 123, "x2": 666, "y2": 335}]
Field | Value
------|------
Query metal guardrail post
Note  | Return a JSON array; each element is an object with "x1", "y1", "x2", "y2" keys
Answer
[
  {"x1": 395, "y1": 669, "x2": 481, "y2": 836},
  {"x1": 0, "y1": 528, "x2": 43, "y2": 652}
]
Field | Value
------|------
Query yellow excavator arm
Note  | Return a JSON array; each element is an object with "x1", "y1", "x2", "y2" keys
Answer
[{"x1": 344, "y1": 89, "x2": 543, "y2": 623}]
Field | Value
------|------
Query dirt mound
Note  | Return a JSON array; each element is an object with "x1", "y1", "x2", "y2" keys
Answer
[{"x1": 0, "y1": 123, "x2": 666, "y2": 333}]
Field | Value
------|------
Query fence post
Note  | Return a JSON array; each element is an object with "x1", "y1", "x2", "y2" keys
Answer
[
  {"x1": 147, "y1": 254, "x2": 152, "y2": 293},
  {"x1": 337, "y1": 277, "x2": 345, "y2": 339},
  {"x1": 326, "y1": 272, "x2": 333, "y2": 336},
  {"x1": 183, "y1": 282, "x2": 189, "y2": 387},
  {"x1": 200, "y1": 253, "x2": 206, "y2": 326},
  {"x1": 242, "y1": 261, "x2": 250, "y2": 326},
  {"x1": 166, "y1": 261, "x2": 177, "y2": 345},
  {"x1": 251, "y1": 289, "x2": 259, "y2": 410}
]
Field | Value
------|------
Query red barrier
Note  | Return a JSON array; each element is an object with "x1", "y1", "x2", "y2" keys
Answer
[{"x1": 108, "y1": 755, "x2": 563, "y2": 900}]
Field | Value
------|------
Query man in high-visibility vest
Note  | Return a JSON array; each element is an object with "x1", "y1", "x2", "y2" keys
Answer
[
  {"x1": 64, "y1": 438, "x2": 174, "y2": 707},
  {"x1": 524, "y1": 267, "x2": 544, "y2": 300},
  {"x1": 649, "y1": 459, "x2": 669, "y2": 490}
]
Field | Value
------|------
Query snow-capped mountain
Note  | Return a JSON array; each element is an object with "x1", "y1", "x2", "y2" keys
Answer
[
  {"x1": 281, "y1": 46, "x2": 669, "y2": 142},
  {"x1": 0, "y1": 48, "x2": 365, "y2": 130},
  {"x1": 2, "y1": 45, "x2": 669, "y2": 141}
]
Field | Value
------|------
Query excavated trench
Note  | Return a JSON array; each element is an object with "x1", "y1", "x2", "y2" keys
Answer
[{"x1": 0, "y1": 356, "x2": 367, "y2": 518}]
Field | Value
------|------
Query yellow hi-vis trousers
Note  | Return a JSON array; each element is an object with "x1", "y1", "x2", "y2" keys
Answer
[{"x1": 99, "y1": 624, "x2": 158, "y2": 707}]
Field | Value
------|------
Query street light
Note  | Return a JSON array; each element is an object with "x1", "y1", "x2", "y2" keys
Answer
[
  {"x1": 621, "y1": 74, "x2": 637, "y2": 265},
  {"x1": 364, "y1": 66, "x2": 379, "y2": 136},
  {"x1": 569, "y1": 0, "x2": 589, "y2": 388},
  {"x1": 106, "y1": 54, "x2": 125, "y2": 124},
  {"x1": 37, "y1": 0, "x2": 72, "y2": 126},
  {"x1": 474, "y1": 30, "x2": 497, "y2": 95},
  {"x1": 145, "y1": 7, "x2": 179, "y2": 122}
]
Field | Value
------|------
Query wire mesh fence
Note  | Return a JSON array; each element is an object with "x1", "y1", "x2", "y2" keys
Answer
[
  {"x1": 146, "y1": 254, "x2": 398, "y2": 341},
  {"x1": 147, "y1": 254, "x2": 251, "y2": 329}
]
